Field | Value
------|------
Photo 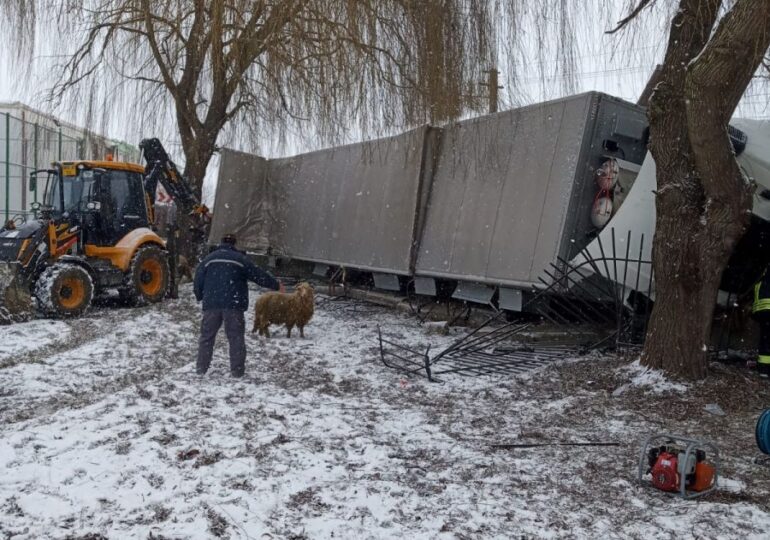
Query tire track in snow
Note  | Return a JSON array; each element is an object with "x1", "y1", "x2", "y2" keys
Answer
[
  {"x1": 0, "y1": 319, "x2": 99, "y2": 370},
  {"x1": 0, "y1": 296, "x2": 200, "y2": 425}
]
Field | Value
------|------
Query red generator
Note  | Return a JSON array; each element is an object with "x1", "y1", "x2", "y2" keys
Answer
[{"x1": 638, "y1": 434, "x2": 719, "y2": 498}]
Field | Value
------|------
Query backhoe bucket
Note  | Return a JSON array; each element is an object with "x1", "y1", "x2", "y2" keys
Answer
[{"x1": 0, "y1": 262, "x2": 33, "y2": 324}]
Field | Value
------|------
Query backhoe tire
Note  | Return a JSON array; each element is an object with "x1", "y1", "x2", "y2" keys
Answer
[
  {"x1": 120, "y1": 245, "x2": 169, "y2": 306},
  {"x1": 35, "y1": 264, "x2": 94, "y2": 318}
]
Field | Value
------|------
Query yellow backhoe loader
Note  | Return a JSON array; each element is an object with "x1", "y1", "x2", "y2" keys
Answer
[{"x1": 0, "y1": 138, "x2": 209, "y2": 322}]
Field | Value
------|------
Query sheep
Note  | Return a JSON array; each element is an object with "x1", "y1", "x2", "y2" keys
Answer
[{"x1": 252, "y1": 282, "x2": 314, "y2": 338}]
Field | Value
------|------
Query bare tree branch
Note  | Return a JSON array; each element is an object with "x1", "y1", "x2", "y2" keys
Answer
[{"x1": 607, "y1": 0, "x2": 658, "y2": 34}]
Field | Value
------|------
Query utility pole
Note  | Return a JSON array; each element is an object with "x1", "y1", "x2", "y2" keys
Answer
[{"x1": 481, "y1": 68, "x2": 503, "y2": 114}]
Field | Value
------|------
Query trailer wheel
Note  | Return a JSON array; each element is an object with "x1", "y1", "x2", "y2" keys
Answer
[
  {"x1": 120, "y1": 245, "x2": 169, "y2": 306},
  {"x1": 35, "y1": 264, "x2": 94, "y2": 317}
]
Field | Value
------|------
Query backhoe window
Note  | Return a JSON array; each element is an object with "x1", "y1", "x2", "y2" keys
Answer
[
  {"x1": 46, "y1": 171, "x2": 95, "y2": 216},
  {"x1": 102, "y1": 171, "x2": 147, "y2": 223}
]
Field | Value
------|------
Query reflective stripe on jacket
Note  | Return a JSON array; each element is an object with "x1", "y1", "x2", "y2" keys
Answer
[
  {"x1": 193, "y1": 244, "x2": 280, "y2": 311},
  {"x1": 754, "y1": 272, "x2": 770, "y2": 313}
]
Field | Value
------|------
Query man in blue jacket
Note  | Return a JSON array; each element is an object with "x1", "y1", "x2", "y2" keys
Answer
[{"x1": 194, "y1": 233, "x2": 282, "y2": 377}]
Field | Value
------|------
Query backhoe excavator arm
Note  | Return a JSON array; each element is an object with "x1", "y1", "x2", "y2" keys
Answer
[{"x1": 139, "y1": 138, "x2": 211, "y2": 225}]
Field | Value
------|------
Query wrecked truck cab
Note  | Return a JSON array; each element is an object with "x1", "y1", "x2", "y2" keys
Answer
[{"x1": 571, "y1": 117, "x2": 770, "y2": 305}]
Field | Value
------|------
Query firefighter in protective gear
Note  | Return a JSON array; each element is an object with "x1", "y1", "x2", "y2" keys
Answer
[{"x1": 753, "y1": 270, "x2": 770, "y2": 377}]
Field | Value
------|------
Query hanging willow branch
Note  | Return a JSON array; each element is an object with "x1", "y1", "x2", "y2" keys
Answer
[{"x1": 0, "y1": 0, "x2": 671, "y2": 190}]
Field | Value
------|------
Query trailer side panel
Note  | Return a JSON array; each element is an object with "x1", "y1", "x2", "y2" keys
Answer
[{"x1": 415, "y1": 93, "x2": 595, "y2": 287}]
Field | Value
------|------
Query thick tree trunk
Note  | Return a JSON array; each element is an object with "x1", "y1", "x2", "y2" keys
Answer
[
  {"x1": 643, "y1": 145, "x2": 751, "y2": 379},
  {"x1": 641, "y1": 0, "x2": 770, "y2": 379},
  {"x1": 641, "y1": 2, "x2": 720, "y2": 379},
  {"x1": 177, "y1": 150, "x2": 213, "y2": 263},
  {"x1": 175, "y1": 112, "x2": 219, "y2": 262},
  {"x1": 643, "y1": 72, "x2": 746, "y2": 380},
  {"x1": 641, "y1": 171, "x2": 736, "y2": 379}
]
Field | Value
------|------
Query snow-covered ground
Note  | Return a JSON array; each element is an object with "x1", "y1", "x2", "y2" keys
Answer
[{"x1": 2, "y1": 284, "x2": 770, "y2": 539}]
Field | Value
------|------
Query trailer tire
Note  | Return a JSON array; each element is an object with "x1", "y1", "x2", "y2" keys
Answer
[
  {"x1": 35, "y1": 264, "x2": 94, "y2": 318},
  {"x1": 120, "y1": 245, "x2": 169, "y2": 306}
]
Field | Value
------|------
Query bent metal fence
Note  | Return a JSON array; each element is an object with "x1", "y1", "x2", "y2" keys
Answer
[{"x1": 378, "y1": 230, "x2": 654, "y2": 381}]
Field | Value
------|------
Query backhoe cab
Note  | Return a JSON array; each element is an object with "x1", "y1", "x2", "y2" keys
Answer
[{"x1": 0, "y1": 147, "x2": 188, "y2": 321}]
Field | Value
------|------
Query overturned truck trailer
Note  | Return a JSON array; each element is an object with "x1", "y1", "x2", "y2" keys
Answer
[
  {"x1": 411, "y1": 93, "x2": 647, "y2": 307},
  {"x1": 210, "y1": 126, "x2": 438, "y2": 278},
  {"x1": 572, "y1": 117, "x2": 770, "y2": 303},
  {"x1": 210, "y1": 92, "x2": 648, "y2": 307},
  {"x1": 216, "y1": 91, "x2": 769, "y2": 309}
]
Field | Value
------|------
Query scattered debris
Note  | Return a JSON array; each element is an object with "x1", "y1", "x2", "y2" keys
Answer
[
  {"x1": 378, "y1": 230, "x2": 659, "y2": 382},
  {"x1": 704, "y1": 403, "x2": 726, "y2": 416},
  {"x1": 423, "y1": 321, "x2": 450, "y2": 336},
  {"x1": 135, "y1": 385, "x2": 153, "y2": 400},
  {"x1": 176, "y1": 448, "x2": 201, "y2": 461},
  {"x1": 378, "y1": 320, "x2": 580, "y2": 381},
  {"x1": 491, "y1": 441, "x2": 621, "y2": 450},
  {"x1": 151, "y1": 504, "x2": 172, "y2": 522},
  {"x1": 147, "y1": 533, "x2": 181, "y2": 540}
]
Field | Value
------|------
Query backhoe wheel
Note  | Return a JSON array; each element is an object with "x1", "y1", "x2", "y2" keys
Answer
[
  {"x1": 35, "y1": 264, "x2": 94, "y2": 318},
  {"x1": 121, "y1": 246, "x2": 169, "y2": 306}
]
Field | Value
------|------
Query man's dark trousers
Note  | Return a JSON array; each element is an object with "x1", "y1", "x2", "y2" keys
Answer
[{"x1": 197, "y1": 309, "x2": 246, "y2": 377}]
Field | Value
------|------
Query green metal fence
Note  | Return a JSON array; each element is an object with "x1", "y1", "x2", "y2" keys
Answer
[{"x1": 0, "y1": 111, "x2": 138, "y2": 222}]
